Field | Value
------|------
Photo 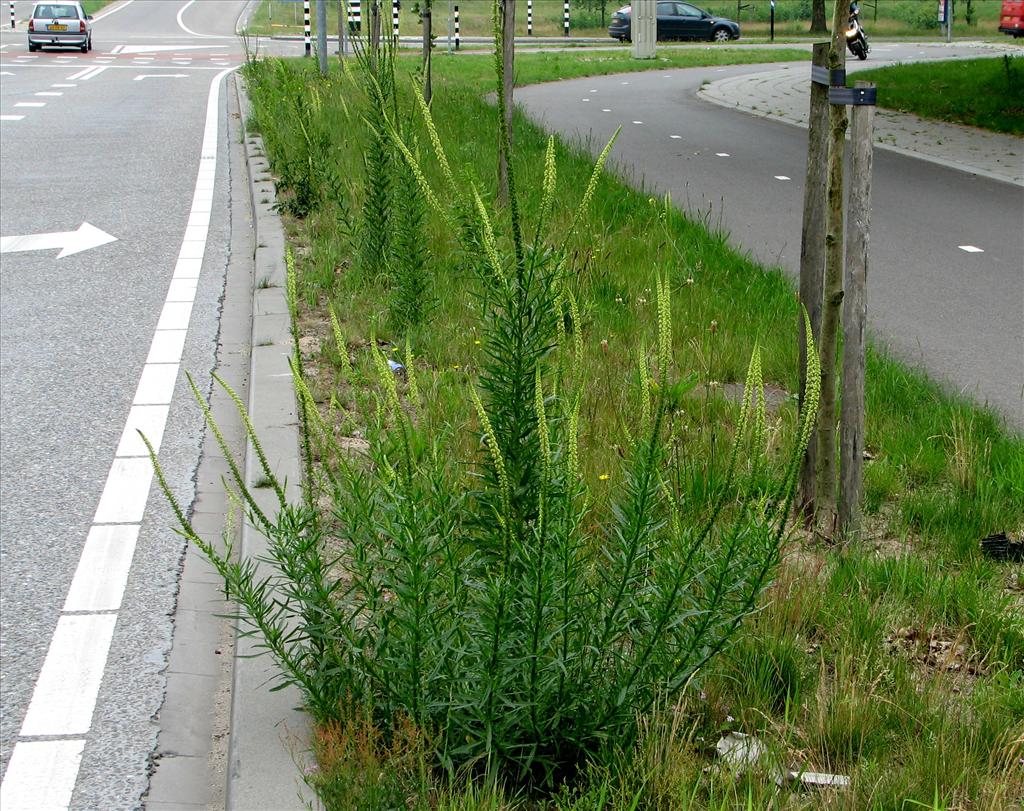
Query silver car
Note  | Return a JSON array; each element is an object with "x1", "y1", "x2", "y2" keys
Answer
[{"x1": 28, "y1": 1, "x2": 93, "y2": 52}]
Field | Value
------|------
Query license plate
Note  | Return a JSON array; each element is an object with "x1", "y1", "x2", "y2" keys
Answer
[{"x1": 47, "y1": 23, "x2": 68, "y2": 31}]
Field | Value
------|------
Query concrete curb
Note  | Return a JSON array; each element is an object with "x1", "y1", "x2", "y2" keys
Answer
[{"x1": 224, "y1": 74, "x2": 315, "y2": 811}]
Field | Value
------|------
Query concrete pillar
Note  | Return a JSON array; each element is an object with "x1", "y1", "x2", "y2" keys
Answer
[{"x1": 632, "y1": 0, "x2": 656, "y2": 59}]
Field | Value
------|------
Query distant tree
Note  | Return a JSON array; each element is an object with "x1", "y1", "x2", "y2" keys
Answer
[{"x1": 810, "y1": 0, "x2": 828, "y2": 34}]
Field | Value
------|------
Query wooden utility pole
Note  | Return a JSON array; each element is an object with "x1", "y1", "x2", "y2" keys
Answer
[
  {"x1": 797, "y1": 41, "x2": 830, "y2": 522},
  {"x1": 839, "y1": 81, "x2": 876, "y2": 538},
  {"x1": 814, "y1": 0, "x2": 851, "y2": 539},
  {"x1": 497, "y1": 0, "x2": 516, "y2": 205}
]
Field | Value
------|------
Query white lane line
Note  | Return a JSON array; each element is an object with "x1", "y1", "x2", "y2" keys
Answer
[
  {"x1": 582, "y1": 97, "x2": 590, "y2": 102},
  {"x1": 108, "y1": 44, "x2": 125, "y2": 54},
  {"x1": 959, "y1": 245, "x2": 984, "y2": 253},
  {"x1": 18, "y1": 615, "x2": 118, "y2": 736},
  {"x1": 14, "y1": 102, "x2": 45, "y2": 107},
  {"x1": 35, "y1": 91, "x2": 62, "y2": 96},
  {"x1": 0, "y1": 740, "x2": 86, "y2": 810},
  {"x1": 0, "y1": 115, "x2": 25, "y2": 121},
  {"x1": 0, "y1": 71, "x2": 14, "y2": 76},
  {"x1": 0, "y1": 65, "x2": 236, "y2": 809},
  {"x1": 176, "y1": 0, "x2": 233, "y2": 38},
  {"x1": 51, "y1": 83, "x2": 76, "y2": 87},
  {"x1": 670, "y1": 135, "x2": 681, "y2": 139},
  {"x1": 632, "y1": 120, "x2": 643, "y2": 125},
  {"x1": 93, "y1": 56, "x2": 115, "y2": 61},
  {"x1": 92, "y1": 0, "x2": 135, "y2": 21},
  {"x1": 65, "y1": 65, "x2": 97, "y2": 80},
  {"x1": 716, "y1": 152, "x2": 730, "y2": 157},
  {"x1": 774, "y1": 175, "x2": 791, "y2": 181},
  {"x1": 77, "y1": 66, "x2": 108, "y2": 81},
  {"x1": 601, "y1": 108, "x2": 611, "y2": 112},
  {"x1": 63, "y1": 526, "x2": 141, "y2": 612}
]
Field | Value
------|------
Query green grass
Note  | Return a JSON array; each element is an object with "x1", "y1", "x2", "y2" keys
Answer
[
  {"x1": 80, "y1": 0, "x2": 113, "y2": 15},
  {"x1": 244, "y1": 0, "x2": 1011, "y2": 40},
  {"x1": 855, "y1": 56, "x2": 1024, "y2": 135},
  {"x1": 241, "y1": 45, "x2": 1024, "y2": 810}
]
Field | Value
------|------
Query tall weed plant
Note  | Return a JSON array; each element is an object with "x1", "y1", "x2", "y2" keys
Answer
[{"x1": 156, "y1": 2, "x2": 821, "y2": 793}]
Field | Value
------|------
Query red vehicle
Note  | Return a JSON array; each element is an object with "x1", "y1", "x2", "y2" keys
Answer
[{"x1": 999, "y1": 0, "x2": 1024, "y2": 37}]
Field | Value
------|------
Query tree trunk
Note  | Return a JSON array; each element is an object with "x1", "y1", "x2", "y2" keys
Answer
[
  {"x1": 809, "y1": 0, "x2": 828, "y2": 34},
  {"x1": 814, "y1": 0, "x2": 851, "y2": 540},
  {"x1": 422, "y1": 0, "x2": 432, "y2": 104},
  {"x1": 797, "y1": 42, "x2": 830, "y2": 523},
  {"x1": 497, "y1": 0, "x2": 515, "y2": 205}
]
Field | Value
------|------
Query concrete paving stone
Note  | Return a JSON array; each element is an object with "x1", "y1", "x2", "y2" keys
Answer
[
  {"x1": 146, "y1": 802, "x2": 206, "y2": 811},
  {"x1": 156, "y1": 672, "x2": 219, "y2": 755},
  {"x1": 147, "y1": 754, "x2": 213, "y2": 806},
  {"x1": 251, "y1": 312, "x2": 292, "y2": 346},
  {"x1": 253, "y1": 287, "x2": 290, "y2": 317},
  {"x1": 175, "y1": 575, "x2": 227, "y2": 613},
  {"x1": 172, "y1": 609, "x2": 226, "y2": 644},
  {"x1": 167, "y1": 637, "x2": 227, "y2": 678}
]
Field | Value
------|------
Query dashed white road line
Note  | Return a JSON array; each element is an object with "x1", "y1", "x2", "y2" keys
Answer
[
  {"x1": 15, "y1": 102, "x2": 45, "y2": 107},
  {"x1": 670, "y1": 134, "x2": 681, "y2": 139},
  {"x1": 602, "y1": 108, "x2": 611, "y2": 112},
  {"x1": 0, "y1": 114, "x2": 25, "y2": 121},
  {"x1": 959, "y1": 245, "x2": 984, "y2": 253},
  {"x1": 632, "y1": 120, "x2": 643, "y2": 124},
  {"x1": 716, "y1": 152, "x2": 730, "y2": 157},
  {"x1": 0, "y1": 64, "x2": 237, "y2": 811},
  {"x1": 774, "y1": 175, "x2": 791, "y2": 180},
  {"x1": 51, "y1": 83, "x2": 76, "y2": 88},
  {"x1": 35, "y1": 91, "x2": 62, "y2": 96}
]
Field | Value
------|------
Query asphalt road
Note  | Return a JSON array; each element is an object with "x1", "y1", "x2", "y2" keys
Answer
[
  {"x1": 515, "y1": 46, "x2": 1024, "y2": 429},
  {"x1": 0, "y1": 1, "x2": 253, "y2": 807}
]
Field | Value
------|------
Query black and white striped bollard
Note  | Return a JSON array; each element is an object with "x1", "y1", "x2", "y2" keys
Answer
[
  {"x1": 349, "y1": 0, "x2": 361, "y2": 32},
  {"x1": 563, "y1": 0, "x2": 569, "y2": 36},
  {"x1": 392, "y1": 0, "x2": 399, "y2": 38},
  {"x1": 303, "y1": 0, "x2": 311, "y2": 56},
  {"x1": 527, "y1": 0, "x2": 533, "y2": 35},
  {"x1": 10, "y1": 1, "x2": 15, "y2": 30},
  {"x1": 454, "y1": 3, "x2": 459, "y2": 50}
]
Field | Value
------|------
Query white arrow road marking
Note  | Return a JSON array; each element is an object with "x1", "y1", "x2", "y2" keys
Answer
[
  {"x1": 133, "y1": 73, "x2": 187, "y2": 81},
  {"x1": 0, "y1": 222, "x2": 117, "y2": 258}
]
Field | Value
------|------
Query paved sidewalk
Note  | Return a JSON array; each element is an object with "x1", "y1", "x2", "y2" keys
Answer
[{"x1": 699, "y1": 42, "x2": 1023, "y2": 186}]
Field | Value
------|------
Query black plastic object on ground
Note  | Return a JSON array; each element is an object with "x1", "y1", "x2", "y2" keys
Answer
[{"x1": 981, "y1": 532, "x2": 1024, "y2": 562}]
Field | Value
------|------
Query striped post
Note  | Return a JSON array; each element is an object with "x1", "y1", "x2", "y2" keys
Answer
[
  {"x1": 349, "y1": 0, "x2": 361, "y2": 32},
  {"x1": 563, "y1": 0, "x2": 569, "y2": 36},
  {"x1": 392, "y1": 0, "x2": 399, "y2": 38},
  {"x1": 454, "y1": 3, "x2": 459, "y2": 50},
  {"x1": 527, "y1": 0, "x2": 532, "y2": 35},
  {"x1": 303, "y1": 0, "x2": 311, "y2": 56},
  {"x1": 10, "y1": 1, "x2": 15, "y2": 29}
]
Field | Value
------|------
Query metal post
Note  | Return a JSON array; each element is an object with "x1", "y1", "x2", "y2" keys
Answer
[
  {"x1": 454, "y1": 3, "x2": 459, "y2": 50},
  {"x1": 317, "y1": 0, "x2": 328, "y2": 72},
  {"x1": 770, "y1": 0, "x2": 775, "y2": 41},
  {"x1": 10, "y1": 1, "x2": 14, "y2": 29},
  {"x1": 527, "y1": 0, "x2": 533, "y2": 35},
  {"x1": 304, "y1": 0, "x2": 312, "y2": 56},
  {"x1": 392, "y1": 0, "x2": 399, "y2": 38},
  {"x1": 563, "y1": 0, "x2": 569, "y2": 36},
  {"x1": 946, "y1": 0, "x2": 953, "y2": 41}
]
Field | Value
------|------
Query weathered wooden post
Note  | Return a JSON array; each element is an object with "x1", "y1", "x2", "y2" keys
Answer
[
  {"x1": 814, "y1": 0, "x2": 852, "y2": 540},
  {"x1": 797, "y1": 41, "x2": 831, "y2": 522},
  {"x1": 839, "y1": 81, "x2": 876, "y2": 538}
]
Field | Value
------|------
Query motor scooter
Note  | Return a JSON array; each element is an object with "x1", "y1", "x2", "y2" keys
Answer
[{"x1": 846, "y1": 2, "x2": 869, "y2": 60}]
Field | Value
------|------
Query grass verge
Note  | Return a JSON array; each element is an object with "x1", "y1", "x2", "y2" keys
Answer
[
  {"x1": 238, "y1": 45, "x2": 1023, "y2": 809},
  {"x1": 855, "y1": 55, "x2": 1024, "y2": 135}
]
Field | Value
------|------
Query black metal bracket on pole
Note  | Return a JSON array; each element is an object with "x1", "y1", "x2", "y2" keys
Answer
[
  {"x1": 829, "y1": 85, "x2": 876, "y2": 106},
  {"x1": 810, "y1": 66, "x2": 876, "y2": 106}
]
